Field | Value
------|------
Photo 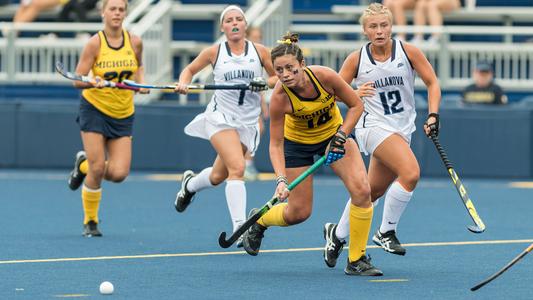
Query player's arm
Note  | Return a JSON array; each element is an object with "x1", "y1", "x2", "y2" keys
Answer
[
  {"x1": 74, "y1": 34, "x2": 100, "y2": 89},
  {"x1": 269, "y1": 82, "x2": 292, "y2": 200},
  {"x1": 130, "y1": 33, "x2": 149, "y2": 94},
  {"x1": 175, "y1": 45, "x2": 217, "y2": 93},
  {"x1": 340, "y1": 50, "x2": 375, "y2": 98},
  {"x1": 404, "y1": 43, "x2": 441, "y2": 114},
  {"x1": 256, "y1": 43, "x2": 278, "y2": 88},
  {"x1": 404, "y1": 43, "x2": 441, "y2": 135},
  {"x1": 317, "y1": 66, "x2": 363, "y2": 136},
  {"x1": 269, "y1": 82, "x2": 290, "y2": 179},
  {"x1": 338, "y1": 50, "x2": 359, "y2": 85}
]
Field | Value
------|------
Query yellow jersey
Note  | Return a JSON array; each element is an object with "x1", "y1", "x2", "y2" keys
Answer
[
  {"x1": 82, "y1": 29, "x2": 138, "y2": 119},
  {"x1": 282, "y1": 67, "x2": 343, "y2": 144}
]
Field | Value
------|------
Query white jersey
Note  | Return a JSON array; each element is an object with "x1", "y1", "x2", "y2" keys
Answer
[
  {"x1": 207, "y1": 40, "x2": 264, "y2": 126},
  {"x1": 355, "y1": 39, "x2": 417, "y2": 135}
]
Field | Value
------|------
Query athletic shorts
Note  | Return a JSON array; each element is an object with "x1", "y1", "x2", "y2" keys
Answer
[
  {"x1": 355, "y1": 126, "x2": 411, "y2": 156},
  {"x1": 184, "y1": 110, "x2": 260, "y2": 156},
  {"x1": 77, "y1": 97, "x2": 134, "y2": 139},
  {"x1": 284, "y1": 137, "x2": 335, "y2": 168}
]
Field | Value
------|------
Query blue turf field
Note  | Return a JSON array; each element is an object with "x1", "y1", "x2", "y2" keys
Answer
[{"x1": 1, "y1": 170, "x2": 532, "y2": 299}]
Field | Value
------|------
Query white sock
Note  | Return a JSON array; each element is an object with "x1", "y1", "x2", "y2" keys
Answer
[
  {"x1": 379, "y1": 181, "x2": 413, "y2": 233},
  {"x1": 186, "y1": 167, "x2": 214, "y2": 193},
  {"x1": 335, "y1": 199, "x2": 351, "y2": 241},
  {"x1": 225, "y1": 180, "x2": 247, "y2": 232},
  {"x1": 335, "y1": 197, "x2": 381, "y2": 242}
]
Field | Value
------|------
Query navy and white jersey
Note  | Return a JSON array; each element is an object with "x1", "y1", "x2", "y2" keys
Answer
[
  {"x1": 208, "y1": 40, "x2": 264, "y2": 126},
  {"x1": 355, "y1": 39, "x2": 417, "y2": 135}
]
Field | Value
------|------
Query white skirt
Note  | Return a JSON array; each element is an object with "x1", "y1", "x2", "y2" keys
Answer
[
  {"x1": 184, "y1": 110, "x2": 261, "y2": 156},
  {"x1": 355, "y1": 126, "x2": 411, "y2": 156}
]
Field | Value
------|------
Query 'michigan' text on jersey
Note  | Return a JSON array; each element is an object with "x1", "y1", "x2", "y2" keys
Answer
[
  {"x1": 82, "y1": 29, "x2": 138, "y2": 119},
  {"x1": 282, "y1": 67, "x2": 343, "y2": 144}
]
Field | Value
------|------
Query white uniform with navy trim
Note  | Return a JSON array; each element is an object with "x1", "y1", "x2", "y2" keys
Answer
[
  {"x1": 355, "y1": 39, "x2": 416, "y2": 134},
  {"x1": 354, "y1": 39, "x2": 417, "y2": 154},
  {"x1": 184, "y1": 40, "x2": 264, "y2": 155}
]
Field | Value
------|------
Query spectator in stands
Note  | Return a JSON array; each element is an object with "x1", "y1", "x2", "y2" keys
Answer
[
  {"x1": 67, "y1": 0, "x2": 149, "y2": 237},
  {"x1": 383, "y1": 0, "x2": 418, "y2": 41},
  {"x1": 462, "y1": 60, "x2": 507, "y2": 105},
  {"x1": 411, "y1": 0, "x2": 461, "y2": 44},
  {"x1": 243, "y1": 26, "x2": 269, "y2": 180},
  {"x1": 58, "y1": 0, "x2": 98, "y2": 22},
  {"x1": 172, "y1": 5, "x2": 277, "y2": 248},
  {"x1": 13, "y1": 0, "x2": 70, "y2": 25}
]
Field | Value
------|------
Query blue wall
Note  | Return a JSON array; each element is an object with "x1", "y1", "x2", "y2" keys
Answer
[{"x1": 0, "y1": 100, "x2": 531, "y2": 178}]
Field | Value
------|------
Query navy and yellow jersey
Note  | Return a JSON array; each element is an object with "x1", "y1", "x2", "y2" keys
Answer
[
  {"x1": 82, "y1": 29, "x2": 138, "y2": 119},
  {"x1": 282, "y1": 67, "x2": 343, "y2": 144}
]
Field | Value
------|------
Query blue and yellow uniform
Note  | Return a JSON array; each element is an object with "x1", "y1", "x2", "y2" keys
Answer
[
  {"x1": 79, "y1": 29, "x2": 138, "y2": 138},
  {"x1": 282, "y1": 67, "x2": 343, "y2": 167}
]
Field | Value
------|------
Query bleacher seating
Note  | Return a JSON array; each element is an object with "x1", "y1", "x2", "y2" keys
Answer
[{"x1": 1, "y1": 0, "x2": 533, "y2": 103}]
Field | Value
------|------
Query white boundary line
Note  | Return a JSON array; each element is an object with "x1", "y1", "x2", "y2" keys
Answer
[{"x1": 1, "y1": 239, "x2": 531, "y2": 265}]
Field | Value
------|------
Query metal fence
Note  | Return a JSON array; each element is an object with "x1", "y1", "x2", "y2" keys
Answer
[
  {"x1": 292, "y1": 24, "x2": 533, "y2": 91},
  {"x1": 2, "y1": 2, "x2": 533, "y2": 104},
  {"x1": 0, "y1": 0, "x2": 173, "y2": 103}
]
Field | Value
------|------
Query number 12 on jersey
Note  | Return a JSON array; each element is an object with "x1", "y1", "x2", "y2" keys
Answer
[{"x1": 379, "y1": 90, "x2": 404, "y2": 115}]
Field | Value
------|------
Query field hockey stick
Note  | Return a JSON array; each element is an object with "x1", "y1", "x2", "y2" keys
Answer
[
  {"x1": 218, "y1": 156, "x2": 326, "y2": 248},
  {"x1": 55, "y1": 61, "x2": 140, "y2": 91},
  {"x1": 430, "y1": 132, "x2": 486, "y2": 233},
  {"x1": 471, "y1": 243, "x2": 533, "y2": 291},
  {"x1": 123, "y1": 77, "x2": 267, "y2": 91}
]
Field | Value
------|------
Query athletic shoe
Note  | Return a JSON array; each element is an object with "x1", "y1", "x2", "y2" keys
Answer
[
  {"x1": 83, "y1": 220, "x2": 102, "y2": 237},
  {"x1": 174, "y1": 170, "x2": 196, "y2": 213},
  {"x1": 344, "y1": 255, "x2": 383, "y2": 276},
  {"x1": 372, "y1": 230, "x2": 406, "y2": 256},
  {"x1": 68, "y1": 151, "x2": 87, "y2": 191},
  {"x1": 323, "y1": 223, "x2": 346, "y2": 268},
  {"x1": 242, "y1": 208, "x2": 267, "y2": 256},
  {"x1": 236, "y1": 236, "x2": 244, "y2": 248}
]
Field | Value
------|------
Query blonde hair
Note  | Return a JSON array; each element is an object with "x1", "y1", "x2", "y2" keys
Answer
[
  {"x1": 102, "y1": 0, "x2": 128, "y2": 10},
  {"x1": 359, "y1": 3, "x2": 393, "y2": 27}
]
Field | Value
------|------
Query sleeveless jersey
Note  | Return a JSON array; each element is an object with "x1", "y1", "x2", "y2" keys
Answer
[
  {"x1": 282, "y1": 67, "x2": 343, "y2": 144},
  {"x1": 355, "y1": 39, "x2": 417, "y2": 135},
  {"x1": 82, "y1": 29, "x2": 138, "y2": 119},
  {"x1": 207, "y1": 40, "x2": 264, "y2": 126}
]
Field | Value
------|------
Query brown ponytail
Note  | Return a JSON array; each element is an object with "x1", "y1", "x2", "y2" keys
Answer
[{"x1": 271, "y1": 32, "x2": 304, "y2": 64}]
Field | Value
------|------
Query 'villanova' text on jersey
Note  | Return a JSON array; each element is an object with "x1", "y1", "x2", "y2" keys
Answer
[
  {"x1": 373, "y1": 76, "x2": 405, "y2": 89},
  {"x1": 354, "y1": 39, "x2": 417, "y2": 136},
  {"x1": 223, "y1": 69, "x2": 255, "y2": 81},
  {"x1": 207, "y1": 40, "x2": 264, "y2": 126}
]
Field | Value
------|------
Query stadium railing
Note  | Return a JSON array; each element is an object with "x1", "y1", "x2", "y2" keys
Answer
[
  {"x1": 290, "y1": 24, "x2": 533, "y2": 92},
  {"x1": 0, "y1": 0, "x2": 173, "y2": 103},
  {"x1": 331, "y1": 5, "x2": 533, "y2": 26}
]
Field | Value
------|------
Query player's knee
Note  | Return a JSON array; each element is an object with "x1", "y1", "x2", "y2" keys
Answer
[
  {"x1": 227, "y1": 163, "x2": 245, "y2": 179},
  {"x1": 210, "y1": 171, "x2": 227, "y2": 186},
  {"x1": 89, "y1": 162, "x2": 106, "y2": 180},
  {"x1": 349, "y1": 176, "x2": 371, "y2": 201},
  {"x1": 108, "y1": 170, "x2": 129, "y2": 183},
  {"x1": 402, "y1": 169, "x2": 420, "y2": 190},
  {"x1": 285, "y1": 208, "x2": 311, "y2": 225}
]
